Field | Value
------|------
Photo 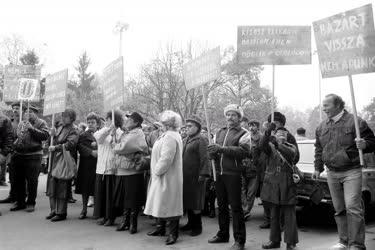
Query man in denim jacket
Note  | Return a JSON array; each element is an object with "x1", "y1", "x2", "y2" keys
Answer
[{"x1": 313, "y1": 94, "x2": 375, "y2": 250}]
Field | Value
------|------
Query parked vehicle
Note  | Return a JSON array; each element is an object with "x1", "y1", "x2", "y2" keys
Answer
[{"x1": 296, "y1": 139, "x2": 375, "y2": 218}]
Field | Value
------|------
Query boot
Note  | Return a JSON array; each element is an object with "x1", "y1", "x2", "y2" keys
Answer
[
  {"x1": 147, "y1": 220, "x2": 166, "y2": 236},
  {"x1": 180, "y1": 210, "x2": 193, "y2": 231},
  {"x1": 190, "y1": 213, "x2": 202, "y2": 236},
  {"x1": 129, "y1": 210, "x2": 138, "y2": 234},
  {"x1": 262, "y1": 241, "x2": 281, "y2": 249},
  {"x1": 165, "y1": 219, "x2": 179, "y2": 245},
  {"x1": 116, "y1": 209, "x2": 130, "y2": 231}
]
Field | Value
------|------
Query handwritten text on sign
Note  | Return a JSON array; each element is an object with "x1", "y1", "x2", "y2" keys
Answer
[
  {"x1": 313, "y1": 4, "x2": 375, "y2": 78},
  {"x1": 3, "y1": 65, "x2": 41, "y2": 102},
  {"x1": 102, "y1": 57, "x2": 124, "y2": 111},
  {"x1": 183, "y1": 47, "x2": 221, "y2": 90},
  {"x1": 43, "y1": 69, "x2": 68, "y2": 116},
  {"x1": 237, "y1": 26, "x2": 311, "y2": 65}
]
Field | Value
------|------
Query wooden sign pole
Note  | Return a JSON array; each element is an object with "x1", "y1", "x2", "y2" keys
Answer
[
  {"x1": 201, "y1": 85, "x2": 217, "y2": 181},
  {"x1": 19, "y1": 99, "x2": 23, "y2": 122},
  {"x1": 271, "y1": 65, "x2": 275, "y2": 122},
  {"x1": 112, "y1": 109, "x2": 115, "y2": 125},
  {"x1": 348, "y1": 75, "x2": 365, "y2": 166},
  {"x1": 48, "y1": 113, "x2": 55, "y2": 172}
]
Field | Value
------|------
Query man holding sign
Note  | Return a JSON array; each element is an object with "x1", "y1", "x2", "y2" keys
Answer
[{"x1": 313, "y1": 94, "x2": 375, "y2": 250}]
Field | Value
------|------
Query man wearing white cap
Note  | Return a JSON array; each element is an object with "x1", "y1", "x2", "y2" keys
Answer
[{"x1": 207, "y1": 104, "x2": 249, "y2": 250}]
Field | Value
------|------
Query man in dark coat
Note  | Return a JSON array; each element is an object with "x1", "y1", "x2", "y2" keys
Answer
[
  {"x1": 0, "y1": 111, "x2": 14, "y2": 215},
  {"x1": 0, "y1": 102, "x2": 24, "y2": 204},
  {"x1": 207, "y1": 104, "x2": 249, "y2": 250},
  {"x1": 11, "y1": 105, "x2": 49, "y2": 212},
  {"x1": 181, "y1": 115, "x2": 210, "y2": 236},
  {"x1": 260, "y1": 123, "x2": 300, "y2": 250}
]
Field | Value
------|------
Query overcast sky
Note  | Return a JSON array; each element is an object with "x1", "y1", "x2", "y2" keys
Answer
[{"x1": 1, "y1": 0, "x2": 374, "y2": 112}]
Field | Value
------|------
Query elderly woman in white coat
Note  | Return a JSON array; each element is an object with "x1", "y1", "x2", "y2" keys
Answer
[{"x1": 144, "y1": 110, "x2": 183, "y2": 246}]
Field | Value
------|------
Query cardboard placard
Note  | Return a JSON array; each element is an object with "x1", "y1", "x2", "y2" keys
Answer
[
  {"x1": 18, "y1": 78, "x2": 38, "y2": 100},
  {"x1": 313, "y1": 4, "x2": 375, "y2": 78},
  {"x1": 102, "y1": 57, "x2": 124, "y2": 111},
  {"x1": 3, "y1": 65, "x2": 41, "y2": 102},
  {"x1": 183, "y1": 47, "x2": 221, "y2": 90},
  {"x1": 43, "y1": 69, "x2": 68, "y2": 116},
  {"x1": 237, "y1": 25, "x2": 312, "y2": 65}
]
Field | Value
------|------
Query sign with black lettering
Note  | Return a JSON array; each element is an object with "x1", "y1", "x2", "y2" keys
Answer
[
  {"x1": 43, "y1": 69, "x2": 68, "y2": 116},
  {"x1": 102, "y1": 57, "x2": 124, "y2": 111},
  {"x1": 183, "y1": 47, "x2": 221, "y2": 90},
  {"x1": 3, "y1": 65, "x2": 41, "y2": 102},
  {"x1": 237, "y1": 26, "x2": 311, "y2": 65},
  {"x1": 18, "y1": 78, "x2": 38, "y2": 100},
  {"x1": 313, "y1": 4, "x2": 375, "y2": 78}
]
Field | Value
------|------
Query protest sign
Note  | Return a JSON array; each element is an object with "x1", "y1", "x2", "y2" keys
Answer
[
  {"x1": 102, "y1": 57, "x2": 124, "y2": 111},
  {"x1": 18, "y1": 78, "x2": 38, "y2": 100},
  {"x1": 237, "y1": 25, "x2": 311, "y2": 65},
  {"x1": 183, "y1": 47, "x2": 221, "y2": 90},
  {"x1": 183, "y1": 47, "x2": 222, "y2": 181},
  {"x1": 43, "y1": 69, "x2": 68, "y2": 116},
  {"x1": 3, "y1": 65, "x2": 41, "y2": 102},
  {"x1": 313, "y1": 4, "x2": 375, "y2": 78}
]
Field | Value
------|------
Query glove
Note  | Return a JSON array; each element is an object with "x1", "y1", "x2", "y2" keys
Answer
[
  {"x1": 265, "y1": 122, "x2": 276, "y2": 137},
  {"x1": 207, "y1": 144, "x2": 223, "y2": 155}
]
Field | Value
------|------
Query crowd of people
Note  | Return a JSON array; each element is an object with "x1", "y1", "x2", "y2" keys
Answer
[{"x1": 0, "y1": 93, "x2": 374, "y2": 250}]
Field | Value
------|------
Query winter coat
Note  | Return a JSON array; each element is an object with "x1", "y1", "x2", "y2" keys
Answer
[
  {"x1": 113, "y1": 127, "x2": 149, "y2": 176},
  {"x1": 75, "y1": 130, "x2": 97, "y2": 195},
  {"x1": 144, "y1": 130, "x2": 183, "y2": 218},
  {"x1": 210, "y1": 125, "x2": 248, "y2": 175},
  {"x1": 94, "y1": 127, "x2": 121, "y2": 175},
  {"x1": 260, "y1": 134, "x2": 298, "y2": 206},
  {"x1": 46, "y1": 123, "x2": 78, "y2": 198},
  {"x1": 0, "y1": 114, "x2": 14, "y2": 156},
  {"x1": 182, "y1": 133, "x2": 210, "y2": 210},
  {"x1": 14, "y1": 117, "x2": 49, "y2": 154}
]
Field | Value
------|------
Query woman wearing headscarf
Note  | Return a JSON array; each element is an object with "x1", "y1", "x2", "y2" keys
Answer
[
  {"x1": 180, "y1": 115, "x2": 209, "y2": 237},
  {"x1": 144, "y1": 110, "x2": 183, "y2": 246},
  {"x1": 260, "y1": 123, "x2": 300, "y2": 250},
  {"x1": 75, "y1": 112, "x2": 100, "y2": 219},
  {"x1": 113, "y1": 112, "x2": 148, "y2": 234},
  {"x1": 46, "y1": 109, "x2": 79, "y2": 222},
  {"x1": 93, "y1": 110, "x2": 124, "y2": 226}
]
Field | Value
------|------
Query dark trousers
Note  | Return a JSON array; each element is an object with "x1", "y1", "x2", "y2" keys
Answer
[
  {"x1": 270, "y1": 204, "x2": 298, "y2": 245},
  {"x1": 215, "y1": 174, "x2": 246, "y2": 244},
  {"x1": 0, "y1": 161, "x2": 6, "y2": 183},
  {"x1": 263, "y1": 201, "x2": 271, "y2": 224},
  {"x1": 13, "y1": 154, "x2": 41, "y2": 206},
  {"x1": 49, "y1": 197, "x2": 68, "y2": 215}
]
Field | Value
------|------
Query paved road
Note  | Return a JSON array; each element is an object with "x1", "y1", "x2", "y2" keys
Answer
[{"x1": 0, "y1": 174, "x2": 375, "y2": 250}]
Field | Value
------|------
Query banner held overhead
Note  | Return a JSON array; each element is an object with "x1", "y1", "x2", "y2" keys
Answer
[
  {"x1": 43, "y1": 69, "x2": 68, "y2": 116},
  {"x1": 237, "y1": 25, "x2": 311, "y2": 65},
  {"x1": 3, "y1": 65, "x2": 41, "y2": 102},
  {"x1": 183, "y1": 47, "x2": 221, "y2": 90},
  {"x1": 313, "y1": 4, "x2": 375, "y2": 78},
  {"x1": 102, "y1": 57, "x2": 124, "y2": 111}
]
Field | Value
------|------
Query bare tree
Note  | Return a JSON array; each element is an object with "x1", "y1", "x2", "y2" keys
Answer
[{"x1": 0, "y1": 34, "x2": 26, "y2": 65}]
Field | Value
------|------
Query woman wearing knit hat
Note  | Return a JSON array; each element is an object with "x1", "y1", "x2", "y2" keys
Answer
[{"x1": 180, "y1": 115, "x2": 210, "y2": 237}]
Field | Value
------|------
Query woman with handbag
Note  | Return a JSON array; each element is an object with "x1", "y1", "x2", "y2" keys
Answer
[
  {"x1": 260, "y1": 124, "x2": 300, "y2": 250},
  {"x1": 113, "y1": 112, "x2": 148, "y2": 234},
  {"x1": 93, "y1": 110, "x2": 123, "y2": 226},
  {"x1": 75, "y1": 112, "x2": 100, "y2": 219},
  {"x1": 46, "y1": 109, "x2": 79, "y2": 222},
  {"x1": 144, "y1": 110, "x2": 184, "y2": 246}
]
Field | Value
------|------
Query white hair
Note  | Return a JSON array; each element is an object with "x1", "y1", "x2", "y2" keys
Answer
[{"x1": 159, "y1": 110, "x2": 182, "y2": 131}]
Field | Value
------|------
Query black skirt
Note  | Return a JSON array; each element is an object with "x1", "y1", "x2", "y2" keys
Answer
[
  {"x1": 93, "y1": 174, "x2": 116, "y2": 220},
  {"x1": 75, "y1": 157, "x2": 96, "y2": 196},
  {"x1": 113, "y1": 174, "x2": 145, "y2": 210}
]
